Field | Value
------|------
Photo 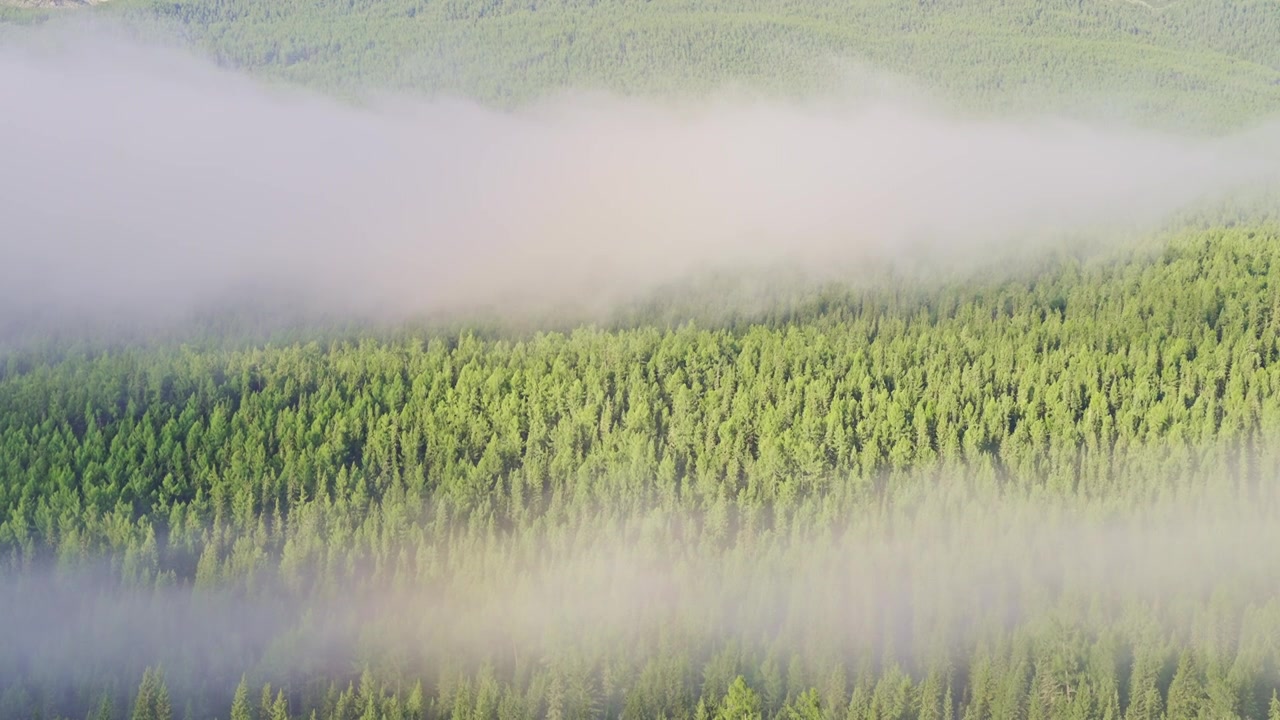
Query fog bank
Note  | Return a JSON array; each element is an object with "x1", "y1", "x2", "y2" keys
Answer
[
  {"x1": 3, "y1": 482, "x2": 1278, "y2": 708},
  {"x1": 3, "y1": 26, "x2": 1280, "y2": 332}
]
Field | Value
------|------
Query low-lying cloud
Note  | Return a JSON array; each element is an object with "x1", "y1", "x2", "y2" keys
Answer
[
  {"x1": 4, "y1": 479, "x2": 1278, "y2": 712},
  {"x1": 2, "y1": 24, "x2": 1279, "y2": 333}
]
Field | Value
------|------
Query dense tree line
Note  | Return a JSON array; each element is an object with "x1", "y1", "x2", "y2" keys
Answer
[
  {"x1": 5, "y1": 224, "x2": 1280, "y2": 563},
  {"x1": 5, "y1": 0, "x2": 1280, "y2": 130},
  {"x1": 3, "y1": 224, "x2": 1280, "y2": 718},
  {"x1": 7, "y1": 477, "x2": 1280, "y2": 720},
  {"x1": 4, "y1": 0, "x2": 1280, "y2": 715}
]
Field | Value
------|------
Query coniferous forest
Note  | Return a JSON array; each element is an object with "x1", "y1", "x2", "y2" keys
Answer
[{"x1": 5, "y1": 0, "x2": 1280, "y2": 718}]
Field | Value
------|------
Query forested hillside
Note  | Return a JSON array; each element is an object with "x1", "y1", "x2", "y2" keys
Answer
[
  {"x1": 7, "y1": 221, "x2": 1280, "y2": 719},
  {"x1": 4, "y1": 0, "x2": 1280, "y2": 129},
  {"x1": 7, "y1": 224, "x2": 1280, "y2": 558},
  {"x1": 5, "y1": 0, "x2": 1280, "y2": 717}
]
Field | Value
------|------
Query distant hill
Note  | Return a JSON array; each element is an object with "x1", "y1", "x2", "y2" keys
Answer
[{"x1": 4, "y1": 0, "x2": 1280, "y2": 130}]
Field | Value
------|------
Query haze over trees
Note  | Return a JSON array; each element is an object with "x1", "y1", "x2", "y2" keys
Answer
[
  {"x1": 3, "y1": 0, "x2": 1280, "y2": 718},
  {"x1": 7, "y1": 0, "x2": 1280, "y2": 129}
]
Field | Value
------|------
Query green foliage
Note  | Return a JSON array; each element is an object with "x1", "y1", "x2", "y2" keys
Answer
[
  {"x1": 782, "y1": 689, "x2": 821, "y2": 720},
  {"x1": 5, "y1": 0, "x2": 1280, "y2": 130},
  {"x1": 230, "y1": 677, "x2": 252, "y2": 720},
  {"x1": 717, "y1": 676, "x2": 762, "y2": 720},
  {"x1": 6, "y1": 224, "x2": 1280, "y2": 568},
  {"x1": 4, "y1": 223, "x2": 1280, "y2": 718},
  {"x1": 1165, "y1": 651, "x2": 1204, "y2": 720},
  {"x1": 130, "y1": 668, "x2": 171, "y2": 720},
  {"x1": 0, "y1": 57, "x2": 1275, "y2": 709}
]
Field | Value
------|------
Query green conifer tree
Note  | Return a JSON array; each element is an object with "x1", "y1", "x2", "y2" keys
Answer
[
  {"x1": 259, "y1": 684, "x2": 274, "y2": 720},
  {"x1": 230, "y1": 677, "x2": 254, "y2": 720},
  {"x1": 153, "y1": 671, "x2": 172, "y2": 720},
  {"x1": 717, "y1": 677, "x2": 762, "y2": 720},
  {"x1": 406, "y1": 682, "x2": 425, "y2": 720},
  {"x1": 270, "y1": 691, "x2": 288, "y2": 720},
  {"x1": 783, "y1": 689, "x2": 822, "y2": 720},
  {"x1": 1165, "y1": 652, "x2": 1205, "y2": 720},
  {"x1": 132, "y1": 669, "x2": 157, "y2": 720},
  {"x1": 93, "y1": 694, "x2": 113, "y2": 720}
]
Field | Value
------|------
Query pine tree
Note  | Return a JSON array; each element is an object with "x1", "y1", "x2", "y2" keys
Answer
[
  {"x1": 270, "y1": 691, "x2": 288, "y2": 720},
  {"x1": 259, "y1": 684, "x2": 274, "y2": 720},
  {"x1": 1123, "y1": 650, "x2": 1163, "y2": 720},
  {"x1": 1202, "y1": 661, "x2": 1243, "y2": 720},
  {"x1": 821, "y1": 663, "x2": 847, "y2": 718},
  {"x1": 917, "y1": 668, "x2": 945, "y2": 720},
  {"x1": 1165, "y1": 652, "x2": 1204, "y2": 720},
  {"x1": 332, "y1": 685, "x2": 354, "y2": 720},
  {"x1": 871, "y1": 664, "x2": 913, "y2": 720},
  {"x1": 406, "y1": 682, "x2": 425, "y2": 720},
  {"x1": 94, "y1": 694, "x2": 113, "y2": 720},
  {"x1": 132, "y1": 669, "x2": 157, "y2": 720},
  {"x1": 783, "y1": 689, "x2": 822, "y2": 720},
  {"x1": 847, "y1": 671, "x2": 873, "y2": 720},
  {"x1": 717, "y1": 677, "x2": 762, "y2": 720},
  {"x1": 153, "y1": 671, "x2": 173, "y2": 720},
  {"x1": 230, "y1": 677, "x2": 253, "y2": 720}
]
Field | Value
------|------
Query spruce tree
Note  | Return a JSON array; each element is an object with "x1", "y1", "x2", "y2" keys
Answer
[
  {"x1": 717, "y1": 677, "x2": 762, "y2": 720},
  {"x1": 230, "y1": 677, "x2": 253, "y2": 720},
  {"x1": 153, "y1": 671, "x2": 172, "y2": 720},
  {"x1": 406, "y1": 682, "x2": 425, "y2": 720},
  {"x1": 132, "y1": 669, "x2": 156, "y2": 720},
  {"x1": 1123, "y1": 650, "x2": 1164, "y2": 720},
  {"x1": 783, "y1": 689, "x2": 822, "y2": 720},
  {"x1": 270, "y1": 691, "x2": 288, "y2": 720},
  {"x1": 259, "y1": 684, "x2": 274, "y2": 720},
  {"x1": 1165, "y1": 652, "x2": 1205, "y2": 720},
  {"x1": 93, "y1": 694, "x2": 113, "y2": 720}
]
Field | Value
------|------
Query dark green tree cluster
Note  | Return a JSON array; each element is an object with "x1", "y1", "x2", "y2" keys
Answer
[
  {"x1": 5, "y1": 225, "x2": 1280, "y2": 566},
  {"x1": 2, "y1": 224, "x2": 1280, "y2": 719}
]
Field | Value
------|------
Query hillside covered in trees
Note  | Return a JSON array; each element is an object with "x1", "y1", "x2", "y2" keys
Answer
[
  {"x1": 5, "y1": 0, "x2": 1280, "y2": 718},
  {"x1": 6, "y1": 219, "x2": 1280, "y2": 719},
  {"x1": 4, "y1": 0, "x2": 1280, "y2": 130}
]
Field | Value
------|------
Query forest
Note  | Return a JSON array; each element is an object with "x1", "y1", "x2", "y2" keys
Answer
[
  {"x1": 4, "y1": 0, "x2": 1280, "y2": 130},
  {"x1": 5, "y1": 219, "x2": 1280, "y2": 719},
  {"x1": 4, "y1": 0, "x2": 1280, "y2": 718}
]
